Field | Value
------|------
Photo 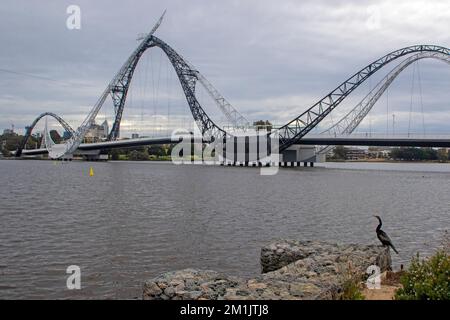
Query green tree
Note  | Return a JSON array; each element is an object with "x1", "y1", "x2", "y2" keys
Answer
[
  {"x1": 128, "y1": 149, "x2": 149, "y2": 161},
  {"x1": 332, "y1": 146, "x2": 347, "y2": 160},
  {"x1": 422, "y1": 148, "x2": 437, "y2": 161},
  {"x1": 2, "y1": 132, "x2": 21, "y2": 151},
  {"x1": 1, "y1": 144, "x2": 10, "y2": 157},
  {"x1": 391, "y1": 147, "x2": 438, "y2": 161},
  {"x1": 110, "y1": 149, "x2": 120, "y2": 160},
  {"x1": 148, "y1": 145, "x2": 165, "y2": 157},
  {"x1": 164, "y1": 144, "x2": 174, "y2": 159},
  {"x1": 437, "y1": 148, "x2": 449, "y2": 162}
]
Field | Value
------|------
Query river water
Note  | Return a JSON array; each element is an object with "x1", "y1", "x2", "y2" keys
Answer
[{"x1": 0, "y1": 160, "x2": 448, "y2": 299}]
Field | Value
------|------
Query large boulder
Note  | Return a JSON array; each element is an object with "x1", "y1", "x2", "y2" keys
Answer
[
  {"x1": 143, "y1": 240, "x2": 392, "y2": 300},
  {"x1": 261, "y1": 240, "x2": 392, "y2": 273}
]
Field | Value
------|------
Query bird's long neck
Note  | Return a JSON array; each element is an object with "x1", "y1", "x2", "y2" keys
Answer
[{"x1": 376, "y1": 218, "x2": 382, "y2": 232}]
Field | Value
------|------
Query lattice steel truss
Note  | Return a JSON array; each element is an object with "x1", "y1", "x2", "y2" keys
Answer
[
  {"x1": 317, "y1": 51, "x2": 450, "y2": 154},
  {"x1": 273, "y1": 45, "x2": 450, "y2": 151}
]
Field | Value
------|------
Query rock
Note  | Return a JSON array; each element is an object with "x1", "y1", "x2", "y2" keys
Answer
[
  {"x1": 188, "y1": 291, "x2": 203, "y2": 300},
  {"x1": 142, "y1": 281, "x2": 162, "y2": 298},
  {"x1": 142, "y1": 240, "x2": 392, "y2": 300},
  {"x1": 159, "y1": 294, "x2": 169, "y2": 300},
  {"x1": 261, "y1": 240, "x2": 391, "y2": 275},
  {"x1": 163, "y1": 287, "x2": 175, "y2": 298},
  {"x1": 261, "y1": 239, "x2": 310, "y2": 273},
  {"x1": 247, "y1": 279, "x2": 267, "y2": 290}
]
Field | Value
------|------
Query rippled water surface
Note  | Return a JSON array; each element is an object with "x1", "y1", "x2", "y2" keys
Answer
[{"x1": 0, "y1": 160, "x2": 449, "y2": 299}]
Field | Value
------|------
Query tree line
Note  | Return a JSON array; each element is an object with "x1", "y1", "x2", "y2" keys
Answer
[
  {"x1": 390, "y1": 147, "x2": 449, "y2": 162},
  {"x1": 109, "y1": 145, "x2": 173, "y2": 161},
  {"x1": 328, "y1": 145, "x2": 449, "y2": 162}
]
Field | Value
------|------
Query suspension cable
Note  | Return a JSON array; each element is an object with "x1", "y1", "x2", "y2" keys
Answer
[
  {"x1": 150, "y1": 51, "x2": 156, "y2": 137},
  {"x1": 166, "y1": 54, "x2": 171, "y2": 136},
  {"x1": 417, "y1": 60, "x2": 426, "y2": 136},
  {"x1": 142, "y1": 51, "x2": 150, "y2": 131},
  {"x1": 128, "y1": 67, "x2": 134, "y2": 136},
  {"x1": 408, "y1": 61, "x2": 417, "y2": 137},
  {"x1": 156, "y1": 50, "x2": 163, "y2": 135},
  {"x1": 368, "y1": 73, "x2": 372, "y2": 136},
  {"x1": 386, "y1": 86, "x2": 389, "y2": 136}
]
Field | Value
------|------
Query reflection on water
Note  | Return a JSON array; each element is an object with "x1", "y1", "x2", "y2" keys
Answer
[{"x1": 0, "y1": 160, "x2": 448, "y2": 299}]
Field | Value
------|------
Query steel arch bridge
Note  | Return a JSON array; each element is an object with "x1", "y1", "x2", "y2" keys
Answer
[
  {"x1": 317, "y1": 51, "x2": 450, "y2": 155},
  {"x1": 15, "y1": 15, "x2": 450, "y2": 159},
  {"x1": 15, "y1": 112, "x2": 74, "y2": 157},
  {"x1": 274, "y1": 45, "x2": 450, "y2": 151}
]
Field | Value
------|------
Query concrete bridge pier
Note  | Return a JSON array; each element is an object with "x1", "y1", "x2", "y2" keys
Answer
[
  {"x1": 216, "y1": 140, "x2": 323, "y2": 168},
  {"x1": 75, "y1": 149, "x2": 108, "y2": 161},
  {"x1": 281, "y1": 145, "x2": 320, "y2": 167},
  {"x1": 58, "y1": 154, "x2": 73, "y2": 161}
]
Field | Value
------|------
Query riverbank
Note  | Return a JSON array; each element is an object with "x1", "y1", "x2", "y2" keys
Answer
[{"x1": 143, "y1": 240, "x2": 393, "y2": 300}]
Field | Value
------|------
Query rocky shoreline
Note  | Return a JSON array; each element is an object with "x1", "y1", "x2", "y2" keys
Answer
[{"x1": 143, "y1": 240, "x2": 392, "y2": 300}]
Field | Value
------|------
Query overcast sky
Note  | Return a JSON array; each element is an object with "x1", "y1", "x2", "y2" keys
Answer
[{"x1": 1, "y1": 0, "x2": 450, "y2": 136}]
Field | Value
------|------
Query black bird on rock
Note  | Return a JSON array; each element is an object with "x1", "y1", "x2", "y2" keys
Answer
[{"x1": 373, "y1": 215, "x2": 399, "y2": 254}]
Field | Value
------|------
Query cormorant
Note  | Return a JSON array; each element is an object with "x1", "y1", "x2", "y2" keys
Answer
[{"x1": 373, "y1": 215, "x2": 399, "y2": 254}]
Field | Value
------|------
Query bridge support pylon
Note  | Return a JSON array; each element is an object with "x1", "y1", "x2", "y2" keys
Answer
[
  {"x1": 76, "y1": 149, "x2": 108, "y2": 161},
  {"x1": 281, "y1": 145, "x2": 321, "y2": 165},
  {"x1": 59, "y1": 154, "x2": 73, "y2": 161}
]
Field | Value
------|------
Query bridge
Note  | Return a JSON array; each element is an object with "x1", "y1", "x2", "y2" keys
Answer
[
  {"x1": 13, "y1": 12, "x2": 450, "y2": 165},
  {"x1": 19, "y1": 134, "x2": 450, "y2": 165}
]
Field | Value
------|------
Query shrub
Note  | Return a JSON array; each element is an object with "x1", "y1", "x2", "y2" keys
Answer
[
  {"x1": 340, "y1": 278, "x2": 365, "y2": 300},
  {"x1": 128, "y1": 150, "x2": 149, "y2": 161},
  {"x1": 338, "y1": 262, "x2": 365, "y2": 300},
  {"x1": 395, "y1": 249, "x2": 450, "y2": 300}
]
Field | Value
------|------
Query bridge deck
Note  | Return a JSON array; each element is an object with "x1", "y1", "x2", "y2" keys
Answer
[{"x1": 19, "y1": 136, "x2": 450, "y2": 156}]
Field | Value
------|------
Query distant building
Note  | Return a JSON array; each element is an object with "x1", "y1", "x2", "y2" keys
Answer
[
  {"x1": 253, "y1": 120, "x2": 272, "y2": 132},
  {"x1": 368, "y1": 147, "x2": 391, "y2": 159},
  {"x1": 101, "y1": 120, "x2": 109, "y2": 136},
  {"x1": 84, "y1": 120, "x2": 109, "y2": 143},
  {"x1": 345, "y1": 147, "x2": 368, "y2": 160},
  {"x1": 62, "y1": 131, "x2": 72, "y2": 140},
  {"x1": 3, "y1": 129, "x2": 14, "y2": 135},
  {"x1": 131, "y1": 133, "x2": 139, "y2": 139}
]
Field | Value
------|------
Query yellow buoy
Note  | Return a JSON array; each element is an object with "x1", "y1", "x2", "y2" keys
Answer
[{"x1": 89, "y1": 166, "x2": 94, "y2": 177}]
